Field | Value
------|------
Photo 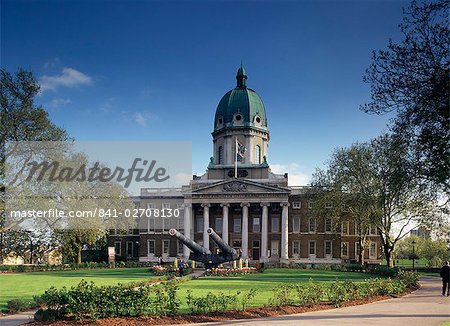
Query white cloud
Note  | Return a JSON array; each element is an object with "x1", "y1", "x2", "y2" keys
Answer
[
  {"x1": 134, "y1": 111, "x2": 156, "y2": 127},
  {"x1": 270, "y1": 162, "x2": 311, "y2": 186},
  {"x1": 39, "y1": 67, "x2": 92, "y2": 92},
  {"x1": 171, "y1": 173, "x2": 191, "y2": 187},
  {"x1": 46, "y1": 98, "x2": 72, "y2": 108}
]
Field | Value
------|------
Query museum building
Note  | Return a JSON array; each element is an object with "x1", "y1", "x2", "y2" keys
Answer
[{"x1": 109, "y1": 66, "x2": 382, "y2": 265}]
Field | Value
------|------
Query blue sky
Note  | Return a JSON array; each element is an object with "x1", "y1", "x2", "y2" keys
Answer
[{"x1": 2, "y1": 0, "x2": 407, "y2": 185}]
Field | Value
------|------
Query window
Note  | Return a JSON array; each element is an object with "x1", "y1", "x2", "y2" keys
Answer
[
  {"x1": 325, "y1": 218, "x2": 332, "y2": 233},
  {"x1": 369, "y1": 242, "x2": 377, "y2": 258},
  {"x1": 215, "y1": 218, "x2": 223, "y2": 233},
  {"x1": 293, "y1": 240, "x2": 300, "y2": 256},
  {"x1": 369, "y1": 225, "x2": 378, "y2": 235},
  {"x1": 271, "y1": 240, "x2": 279, "y2": 256},
  {"x1": 126, "y1": 241, "x2": 133, "y2": 258},
  {"x1": 309, "y1": 241, "x2": 316, "y2": 255},
  {"x1": 177, "y1": 241, "x2": 184, "y2": 255},
  {"x1": 147, "y1": 240, "x2": 155, "y2": 255},
  {"x1": 341, "y1": 221, "x2": 349, "y2": 235},
  {"x1": 162, "y1": 240, "x2": 170, "y2": 255},
  {"x1": 292, "y1": 201, "x2": 301, "y2": 209},
  {"x1": 308, "y1": 217, "x2": 316, "y2": 233},
  {"x1": 162, "y1": 203, "x2": 170, "y2": 210},
  {"x1": 162, "y1": 218, "x2": 170, "y2": 232},
  {"x1": 147, "y1": 202, "x2": 156, "y2": 209},
  {"x1": 255, "y1": 145, "x2": 261, "y2": 164},
  {"x1": 218, "y1": 146, "x2": 223, "y2": 164},
  {"x1": 252, "y1": 218, "x2": 260, "y2": 233},
  {"x1": 293, "y1": 217, "x2": 300, "y2": 233},
  {"x1": 148, "y1": 218, "x2": 155, "y2": 232},
  {"x1": 271, "y1": 217, "x2": 280, "y2": 232},
  {"x1": 114, "y1": 241, "x2": 121, "y2": 256},
  {"x1": 341, "y1": 242, "x2": 349, "y2": 257},
  {"x1": 177, "y1": 203, "x2": 184, "y2": 210},
  {"x1": 308, "y1": 201, "x2": 314, "y2": 209},
  {"x1": 234, "y1": 218, "x2": 242, "y2": 233},
  {"x1": 325, "y1": 240, "x2": 332, "y2": 256},
  {"x1": 196, "y1": 217, "x2": 204, "y2": 233}
]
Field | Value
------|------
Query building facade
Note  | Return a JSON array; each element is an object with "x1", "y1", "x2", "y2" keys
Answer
[{"x1": 109, "y1": 66, "x2": 382, "y2": 265}]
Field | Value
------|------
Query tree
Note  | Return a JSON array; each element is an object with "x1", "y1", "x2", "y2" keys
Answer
[
  {"x1": 362, "y1": 0, "x2": 450, "y2": 193},
  {"x1": 0, "y1": 68, "x2": 69, "y2": 263},
  {"x1": 311, "y1": 157, "x2": 376, "y2": 265},
  {"x1": 418, "y1": 238, "x2": 450, "y2": 267},
  {"x1": 316, "y1": 134, "x2": 437, "y2": 267}
]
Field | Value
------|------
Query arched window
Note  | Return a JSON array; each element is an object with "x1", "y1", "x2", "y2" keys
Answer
[
  {"x1": 255, "y1": 145, "x2": 261, "y2": 164},
  {"x1": 218, "y1": 146, "x2": 223, "y2": 164}
]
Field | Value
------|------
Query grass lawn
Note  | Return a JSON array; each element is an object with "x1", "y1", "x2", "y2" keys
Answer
[
  {"x1": 0, "y1": 267, "x2": 157, "y2": 311},
  {"x1": 0, "y1": 267, "x2": 381, "y2": 313},
  {"x1": 389, "y1": 258, "x2": 429, "y2": 268},
  {"x1": 177, "y1": 268, "x2": 379, "y2": 311}
]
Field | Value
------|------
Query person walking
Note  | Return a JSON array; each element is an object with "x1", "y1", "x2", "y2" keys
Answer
[
  {"x1": 439, "y1": 261, "x2": 450, "y2": 296},
  {"x1": 179, "y1": 259, "x2": 185, "y2": 277}
]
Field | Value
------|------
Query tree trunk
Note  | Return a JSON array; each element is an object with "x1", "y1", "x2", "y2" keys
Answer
[
  {"x1": 384, "y1": 246, "x2": 392, "y2": 267},
  {"x1": 77, "y1": 245, "x2": 82, "y2": 264}
]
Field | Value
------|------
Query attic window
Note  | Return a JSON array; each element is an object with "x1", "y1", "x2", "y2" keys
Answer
[
  {"x1": 218, "y1": 118, "x2": 223, "y2": 124},
  {"x1": 255, "y1": 117, "x2": 261, "y2": 123},
  {"x1": 235, "y1": 115, "x2": 242, "y2": 121}
]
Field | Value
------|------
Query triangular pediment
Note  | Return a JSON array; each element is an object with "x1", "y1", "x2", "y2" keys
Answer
[{"x1": 190, "y1": 179, "x2": 290, "y2": 195}]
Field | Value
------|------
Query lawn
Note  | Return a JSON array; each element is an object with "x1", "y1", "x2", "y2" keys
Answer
[
  {"x1": 0, "y1": 267, "x2": 157, "y2": 311},
  {"x1": 177, "y1": 268, "x2": 379, "y2": 311}
]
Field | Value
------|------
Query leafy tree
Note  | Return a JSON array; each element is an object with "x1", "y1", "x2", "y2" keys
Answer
[
  {"x1": 361, "y1": 0, "x2": 450, "y2": 193},
  {"x1": 316, "y1": 134, "x2": 437, "y2": 267},
  {"x1": 0, "y1": 68, "x2": 69, "y2": 263},
  {"x1": 311, "y1": 156, "x2": 376, "y2": 264},
  {"x1": 418, "y1": 238, "x2": 450, "y2": 267}
]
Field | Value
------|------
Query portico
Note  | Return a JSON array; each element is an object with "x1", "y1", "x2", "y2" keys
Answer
[{"x1": 182, "y1": 179, "x2": 290, "y2": 262}]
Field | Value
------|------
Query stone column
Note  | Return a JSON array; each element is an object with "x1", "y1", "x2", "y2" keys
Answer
[
  {"x1": 280, "y1": 202, "x2": 290, "y2": 262},
  {"x1": 220, "y1": 203, "x2": 230, "y2": 244},
  {"x1": 241, "y1": 203, "x2": 250, "y2": 259},
  {"x1": 183, "y1": 203, "x2": 192, "y2": 260},
  {"x1": 201, "y1": 204, "x2": 210, "y2": 250},
  {"x1": 260, "y1": 203, "x2": 270, "y2": 262}
]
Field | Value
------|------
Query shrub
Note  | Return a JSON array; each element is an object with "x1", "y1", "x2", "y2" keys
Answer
[
  {"x1": 240, "y1": 288, "x2": 257, "y2": 310},
  {"x1": 7, "y1": 298, "x2": 32, "y2": 313},
  {"x1": 185, "y1": 290, "x2": 239, "y2": 313},
  {"x1": 396, "y1": 270, "x2": 419, "y2": 288},
  {"x1": 269, "y1": 284, "x2": 293, "y2": 307},
  {"x1": 296, "y1": 280, "x2": 325, "y2": 307},
  {"x1": 327, "y1": 280, "x2": 349, "y2": 307},
  {"x1": 343, "y1": 280, "x2": 361, "y2": 300}
]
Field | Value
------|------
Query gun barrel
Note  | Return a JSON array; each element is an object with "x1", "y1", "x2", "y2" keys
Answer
[
  {"x1": 169, "y1": 228, "x2": 211, "y2": 255},
  {"x1": 207, "y1": 228, "x2": 238, "y2": 256}
]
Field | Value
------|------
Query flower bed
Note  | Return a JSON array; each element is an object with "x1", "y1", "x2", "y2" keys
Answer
[
  {"x1": 149, "y1": 265, "x2": 192, "y2": 276},
  {"x1": 204, "y1": 267, "x2": 257, "y2": 277}
]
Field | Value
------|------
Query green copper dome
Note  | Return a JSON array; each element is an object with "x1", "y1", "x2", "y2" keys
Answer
[{"x1": 213, "y1": 65, "x2": 268, "y2": 132}]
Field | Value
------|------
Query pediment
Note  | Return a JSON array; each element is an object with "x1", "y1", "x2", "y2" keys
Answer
[{"x1": 191, "y1": 179, "x2": 290, "y2": 195}]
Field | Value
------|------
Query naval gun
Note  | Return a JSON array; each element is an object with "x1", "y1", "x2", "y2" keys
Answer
[{"x1": 169, "y1": 228, "x2": 240, "y2": 268}]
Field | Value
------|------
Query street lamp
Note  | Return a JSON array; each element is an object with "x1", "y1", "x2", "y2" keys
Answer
[{"x1": 412, "y1": 240, "x2": 416, "y2": 271}]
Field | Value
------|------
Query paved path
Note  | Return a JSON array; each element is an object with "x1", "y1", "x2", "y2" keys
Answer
[
  {"x1": 0, "y1": 310, "x2": 35, "y2": 326},
  {"x1": 185, "y1": 276, "x2": 450, "y2": 326}
]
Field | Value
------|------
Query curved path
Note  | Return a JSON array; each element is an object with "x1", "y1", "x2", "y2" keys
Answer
[{"x1": 188, "y1": 276, "x2": 450, "y2": 326}]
